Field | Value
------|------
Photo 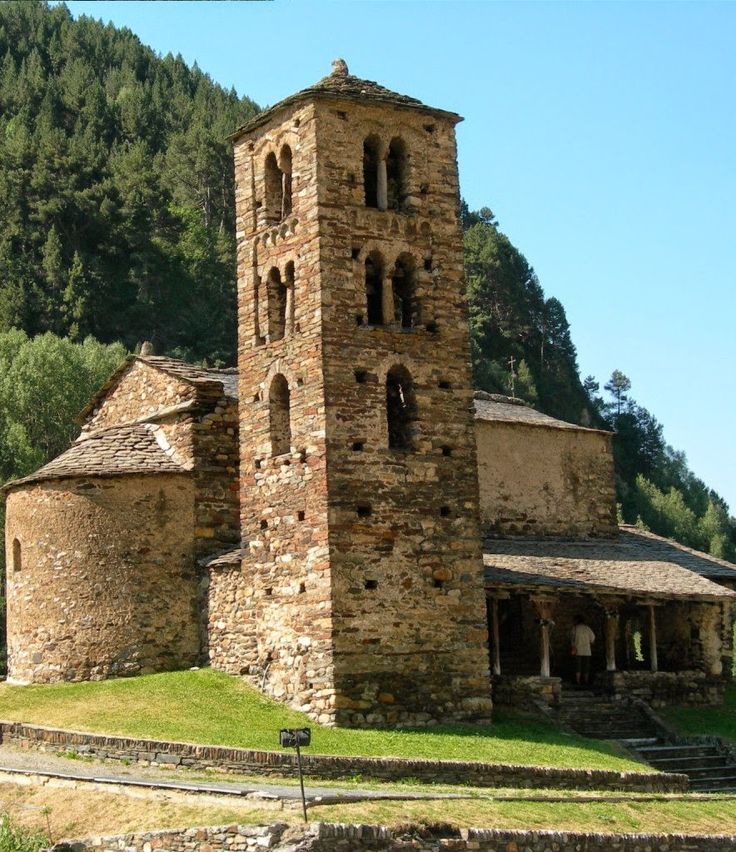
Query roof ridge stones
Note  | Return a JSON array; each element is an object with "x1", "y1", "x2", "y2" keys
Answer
[{"x1": 230, "y1": 58, "x2": 462, "y2": 141}]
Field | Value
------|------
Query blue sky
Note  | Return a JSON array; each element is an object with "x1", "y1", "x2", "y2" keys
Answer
[{"x1": 64, "y1": 0, "x2": 736, "y2": 513}]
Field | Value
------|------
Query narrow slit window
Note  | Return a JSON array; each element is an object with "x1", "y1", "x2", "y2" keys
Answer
[
  {"x1": 264, "y1": 152, "x2": 283, "y2": 223},
  {"x1": 267, "y1": 267, "x2": 287, "y2": 341},
  {"x1": 12, "y1": 538, "x2": 21, "y2": 573},
  {"x1": 365, "y1": 252, "x2": 384, "y2": 326},
  {"x1": 386, "y1": 365, "x2": 416, "y2": 451},
  {"x1": 269, "y1": 374, "x2": 291, "y2": 456},
  {"x1": 386, "y1": 137, "x2": 408, "y2": 211},
  {"x1": 279, "y1": 145, "x2": 293, "y2": 218},
  {"x1": 391, "y1": 254, "x2": 419, "y2": 328},
  {"x1": 363, "y1": 136, "x2": 381, "y2": 208}
]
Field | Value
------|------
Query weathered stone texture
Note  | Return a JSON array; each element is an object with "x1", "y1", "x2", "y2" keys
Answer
[
  {"x1": 4, "y1": 356, "x2": 240, "y2": 684},
  {"x1": 53, "y1": 821, "x2": 736, "y2": 852},
  {"x1": 476, "y1": 419, "x2": 617, "y2": 539},
  {"x1": 225, "y1": 76, "x2": 490, "y2": 726},
  {"x1": 0, "y1": 722, "x2": 687, "y2": 793},
  {"x1": 5, "y1": 475, "x2": 199, "y2": 682},
  {"x1": 82, "y1": 360, "x2": 197, "y2": 432}
]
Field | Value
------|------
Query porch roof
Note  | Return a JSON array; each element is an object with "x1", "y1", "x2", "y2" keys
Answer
[{"x1": 483, "y1": 527, "x2": 736, "y2": 602}]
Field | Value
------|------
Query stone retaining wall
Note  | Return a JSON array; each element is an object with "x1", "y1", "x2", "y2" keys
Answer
[
  {"x1": 0, "y1": 722, "x2": 687, "y2": 793},
  {"x1": 602, "y1": 670, "x2": 725, "y2": 707},
  {"x1": 51, "y1": 821, "x2": 736, "y2": 852}
]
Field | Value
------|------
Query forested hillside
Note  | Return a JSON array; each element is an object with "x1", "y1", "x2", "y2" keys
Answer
[
  {"x1": 0, "y1": 1, "x2": 733, "y2": 565},
  {"x1": 0, "y1": 0, "x2": 256, "y2": 363}
]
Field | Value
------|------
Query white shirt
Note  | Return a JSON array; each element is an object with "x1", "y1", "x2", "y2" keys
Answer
[{"x1": 571, "y1": 624, "x2": 595, "y2": 656}]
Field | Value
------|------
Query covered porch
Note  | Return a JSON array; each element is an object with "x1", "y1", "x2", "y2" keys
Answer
[{"x1": 483, "y1": 528, "x2": 736, "y2": 709}]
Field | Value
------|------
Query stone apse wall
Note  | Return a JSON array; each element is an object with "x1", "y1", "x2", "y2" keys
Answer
[
  {"x1": 222, "y1": 85, "x2": 491, "y2": 725},
  {"x1": 476, "y1": 419, "x2": 617, "y2": 538},
  {"x1": 5, "y1": 473, "x2": 199, "y2": 682}
]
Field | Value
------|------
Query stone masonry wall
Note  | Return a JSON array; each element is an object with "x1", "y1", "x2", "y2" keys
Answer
[
  {"x1": 82, "y1": 361, "x2": 197, "y2": 433},
  {"x1": 5, "y1": 474, "x2": 199, "y2": 682},
  {"x1": 231, "y1": 102, "x2": 335, "y2": 721},
  {"x1": 54, "y1": 822, "x2": 733, "y2": 852},
  {"x1": 476, "y1": 420, "x2": 617, "y2": 539},
  {"x1": 0, "y1": 722, "x2": 686, "y2": 793},
  {"x1": 313, "y1": 100, "x2": 491, "y2": 725}
]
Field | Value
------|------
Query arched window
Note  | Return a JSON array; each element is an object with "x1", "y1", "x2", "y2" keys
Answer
[
  {"x1": 386, "y1": 365, "x2": 416, "y2": 451},
  {"x1": 363, "y1": 136, "x2": 381, "y2": 209},
  {"x1": 269, "y1": 374, "x2": 291, "y2": 456},
  {"x1": 12, "y1": 538, "x2": 21, "y2": 573},
  {"x1": 386, "y1": 137, "x2": 408, "y2": 211},
  {"x1": 365, "y1": 252, "x2": 384, "y2": 326},
  {"x1": 264, "y1": 152, "x2": 283, "y2": 223},
  {"x1": 267, "y1": 267, "x2": 287, "y2": 341},
  {"x1": 279, "y1": 145, "x2": 293, "y2": 218},
  {"x1": 391, "y1": 254, "x2": 419, "y2": 328}
]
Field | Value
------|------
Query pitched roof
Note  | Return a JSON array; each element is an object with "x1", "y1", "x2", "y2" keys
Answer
[
  {"x1": 3, "y1": 424, "x2": 188, "y2": 491},
  {"x1": 473, "y1": 391, "x2": 610, "y2": 434},
  {"x1": 77, "y1": 355, "x2": 238, "y2": 424},
  {"x1": 483, "y1": 527, "x2": 736, "y2": 601},
  {"x1": 231, "y1": 59, "x2": 461, "y2": 140}
]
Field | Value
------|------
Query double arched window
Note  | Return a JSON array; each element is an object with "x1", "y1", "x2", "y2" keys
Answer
[
  {"x1": 362, "y1": 135, "x2": 408, "y2": 212},
  {"x1": 363, "y1": 251, "x2": 418, "y2": 328},
  {"x1": 260, "y1": 261, "x2": 296, "y2": 343}
]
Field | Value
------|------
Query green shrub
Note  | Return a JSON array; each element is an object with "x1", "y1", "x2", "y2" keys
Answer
[{"x1": 0, "y1": 816, "x2": 48, "y2": 852}]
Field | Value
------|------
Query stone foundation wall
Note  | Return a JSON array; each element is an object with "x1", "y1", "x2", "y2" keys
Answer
[
  {"x1": 4, "y1": 474, "x2": 199, "y2": 682},
  {"x1": 603, "y1": 670, "x2": 725, "y2": 706},
  {"x1": 0, "y1": 722, "x2": 686, "y2": 792},
  {"x1": 53, "y1": 822, "x2": 734, "y2": 852},
  {"x1": 476, "y1": 420, "x2": 617, "y2": 539},
  {"x1": 492, "y1": 675, "x2": 561, "y2": 710}
]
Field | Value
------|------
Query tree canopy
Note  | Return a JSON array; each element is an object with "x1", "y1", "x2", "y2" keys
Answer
[{"x1": 0, "y1": 0, "x2": 257, "y2": 363}]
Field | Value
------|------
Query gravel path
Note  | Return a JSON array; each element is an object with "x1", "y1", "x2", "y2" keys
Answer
[{"x1": 0, "y1": 745, "x2": 469, "y2": 804}]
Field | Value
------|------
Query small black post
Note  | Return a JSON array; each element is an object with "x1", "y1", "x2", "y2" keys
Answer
[
  {"x1": 295, "y1": 741, "x2": 308, "y2": 822},
  {"x1": 279, "y1": 728, "x2": 311, "y2": 823}
]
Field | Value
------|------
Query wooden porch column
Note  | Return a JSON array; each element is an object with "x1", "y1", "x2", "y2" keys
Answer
[
  {"x1": 648, "y1": 604, "x2": 658, "y2": 673},
  {"x1": 605, "y1": 608, "x2": 619, "y2": 672},
  {"x1": 531, "y1": 597, "x2": 556, "y2": 678},
  {"x1": 491, "y1": 597, "x2": 501, "y2": 676}
]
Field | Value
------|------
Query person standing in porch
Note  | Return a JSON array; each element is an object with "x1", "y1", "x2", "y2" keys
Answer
[{"x1": 571, "y1": 615, "x2": 595, "y2": 686}]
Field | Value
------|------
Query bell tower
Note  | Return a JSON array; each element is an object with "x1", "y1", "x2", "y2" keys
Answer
[{"x1": 229, "y1": 60, "x2": 491, "y2": 726}]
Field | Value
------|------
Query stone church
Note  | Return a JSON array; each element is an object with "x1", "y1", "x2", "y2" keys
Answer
[{"x1": 4, "y1": 62, "x2": 735, "y2": 727}]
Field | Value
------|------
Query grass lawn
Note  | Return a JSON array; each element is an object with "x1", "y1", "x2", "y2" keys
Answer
[
  {"x1": 661, "y1": 686, "x2": 736, "y2": 743},
  {"x1": 0, "y1": 669, "x2": 644, "y2": 772},
  {"x1": 3, "y1": 778, "x2": 736, "y2": 839},
  {"x1": 0, "y1": 781, "x2": 281, "y2": 841},
  {"x1": 312, "y1": 796, "x2": 736, "y2": 834}
]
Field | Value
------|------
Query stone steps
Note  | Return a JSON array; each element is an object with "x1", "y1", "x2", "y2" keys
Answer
[
  {"x1": 555, "y1": 689, "x2": 661, "y2": 741},
  {"x1": 636, "y1": 741, "x2": 736, "y2": 792}
]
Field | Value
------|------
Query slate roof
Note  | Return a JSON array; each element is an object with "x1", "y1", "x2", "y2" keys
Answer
[
  {"x1": 4, "y1": 424, "x2": 188, "y2": 490},
  {"x1": 231, "y1": 59, "x2": 461, "y2": 140},
  {"x1": 473, "y1": 392, "x2": 610, "y2": 434},
  {"x1": 204, "y1": 548, "x2": 245, "y2": 569},
  {"x1": 483, "y1": 527, "x2": 736, "y2": 601}
]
